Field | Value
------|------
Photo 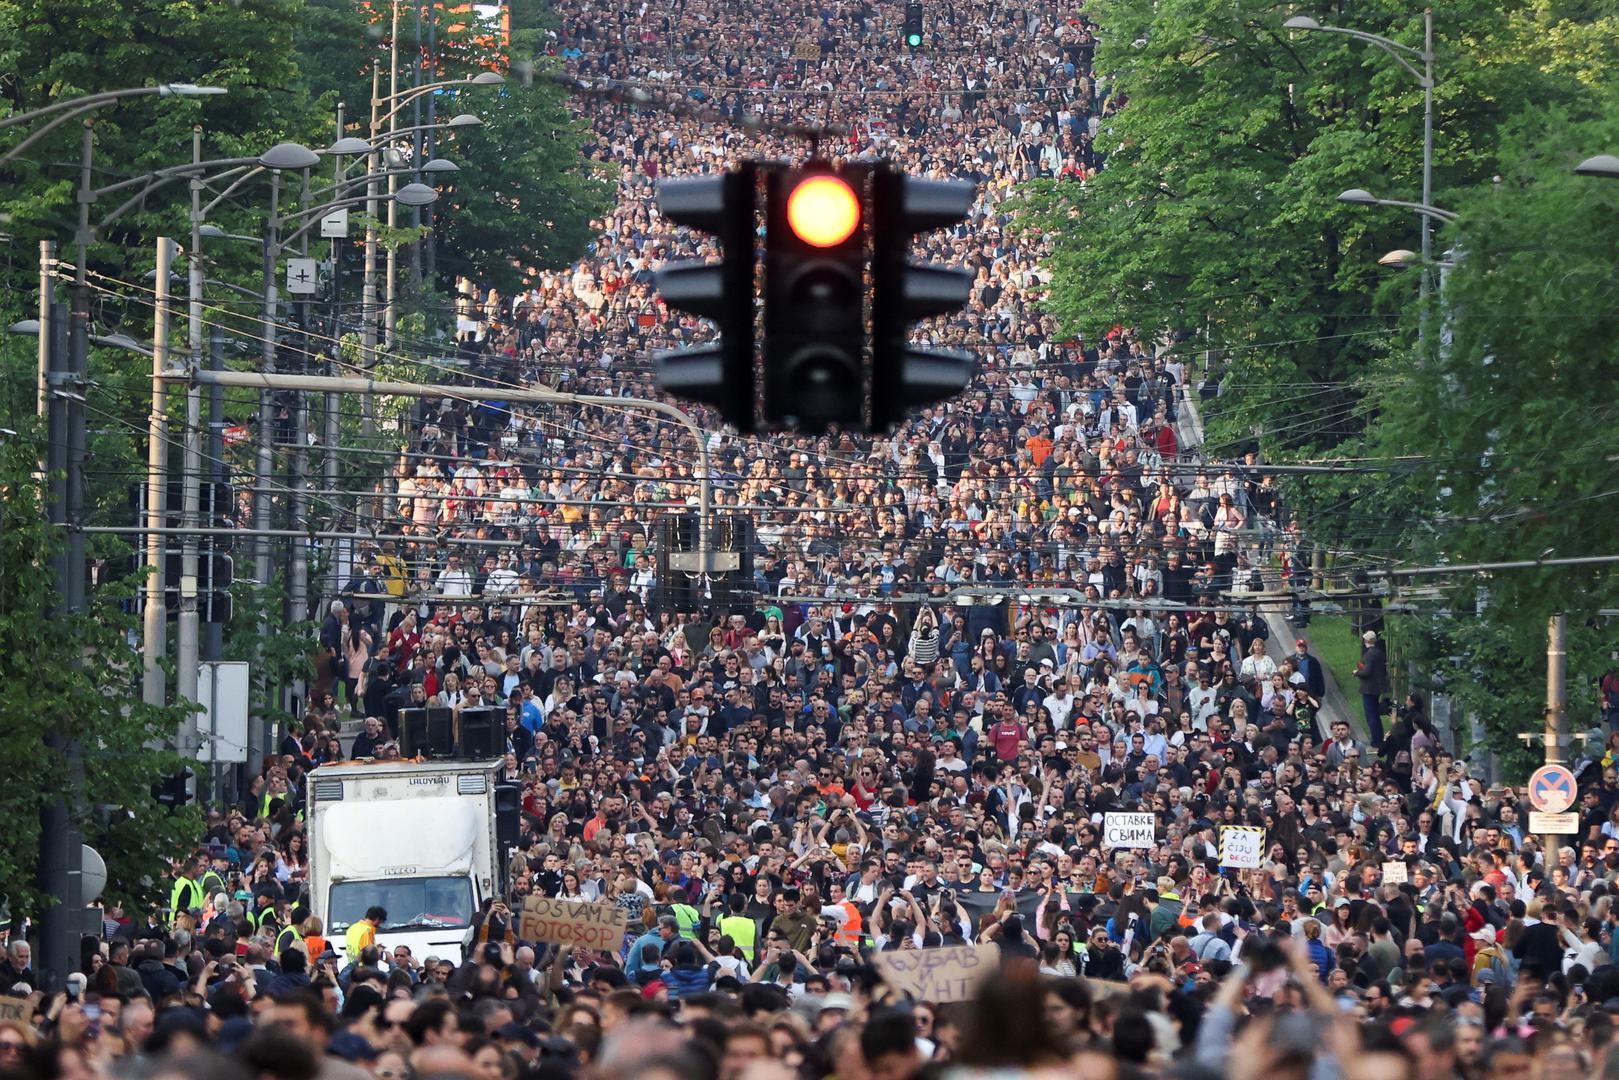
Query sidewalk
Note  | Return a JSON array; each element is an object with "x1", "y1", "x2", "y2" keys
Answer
[{"x1": 1173, "y1": 387, "x2": 1362, "y2": 739}]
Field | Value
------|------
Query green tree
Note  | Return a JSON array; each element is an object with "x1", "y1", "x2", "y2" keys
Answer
[
  {"x1": 422, "y1": 0, "x2": 612, "y2": 294},
  {"x1": 1375, "y1": 96, "x2": 1619, "y2": 764},
  {"x1": 0, "y1": 0, "x2": 329, "y2": 301},
  {"x1": 427, "y1": 71, "x2": 612, "y2": 294},
  {"x1": 1014, "y1": 0, "x2": 1608, "y2": 490},
  {"x1": 0, "y1": 425, "x2": 202, "y2": 918}
]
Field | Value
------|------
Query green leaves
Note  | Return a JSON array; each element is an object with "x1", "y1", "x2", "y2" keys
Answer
[
  {"x1": 427, "y1": 69, "x2": 612, "y2": 294},
  {"x1": 0, "y1": 423, "x2": 202, "y2": 917},
  {"x1": 1384, "y1": 95, "x2": 1619, "y2": 630}
]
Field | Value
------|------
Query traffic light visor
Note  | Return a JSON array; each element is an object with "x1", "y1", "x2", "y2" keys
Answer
[{"x1": 786, "y1": 175, "x2": 861, "y2": 247}]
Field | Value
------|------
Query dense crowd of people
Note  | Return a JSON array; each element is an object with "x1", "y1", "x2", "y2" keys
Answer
[{"x1": 9, "y1": 1, "x2": 1619, "y2": 1080}]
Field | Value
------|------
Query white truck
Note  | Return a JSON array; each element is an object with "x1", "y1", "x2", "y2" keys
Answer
[{"x1": 307, "y1": 758, "x2": 505, "y2": 966}]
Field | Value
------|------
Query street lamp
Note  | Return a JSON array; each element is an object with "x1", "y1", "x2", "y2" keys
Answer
[
  {"x1": 1575, "y1": 154, "x2": 1619, "y2": 178},
  {"x1": 1, "y1": 84, "x2": 226, "y2": 165},
  {"x1": 1336, "y1": 189, "x2": 1458, "y2": 222},
  {"x1": 1377, "y1": 248, "x2": 1455, "y2": 270},
  {"x1": 1290, "y1": 10, "x2": 1437, "y2": 342},
  {"x1": 365, "y1": 71, "x2": 500, "y2": 368}
]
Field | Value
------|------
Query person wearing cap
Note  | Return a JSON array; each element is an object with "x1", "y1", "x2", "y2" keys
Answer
[{"x1": 1355, "y1": 629, "x2": 1390, "y2": 747}]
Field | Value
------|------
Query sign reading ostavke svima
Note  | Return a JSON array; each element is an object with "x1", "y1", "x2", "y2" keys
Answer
[
  {"x1": 1103, "y1": 812, "x2": 1156, "y2": 849},
  {"x1": 518, "y1": 897, "x2": 627, "y2": 950}
]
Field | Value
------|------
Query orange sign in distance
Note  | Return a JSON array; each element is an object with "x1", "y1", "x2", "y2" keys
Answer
[{"x1": 786, "y1": 175, "x2": 860, "y2": 247}]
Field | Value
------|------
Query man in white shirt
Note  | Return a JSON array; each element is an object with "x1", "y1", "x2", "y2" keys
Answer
[
  {"x1": 1188, "y1": 672, "x2": 1220, "y2": 730},
  {"x1": 1043, "y1": 678, "x2": 1076, "y2": 729},
  {"x1": 435, "y1": 554, "x2": 473, "y2": 598}
]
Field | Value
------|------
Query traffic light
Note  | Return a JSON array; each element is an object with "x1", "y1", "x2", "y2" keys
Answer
[
  {"x1": 903, "y1": 1, "x2": 924, "y2": 48},
  {"x1": 870, "y1": 168, "x2": 977, "y2": 430},
  {"x1": 763, "y1": 163, "x2": 871, "y2": 430},
  {"x1": 151, "y1": 768, "x2": 194, "y2": 813},
  {"x1": 157, "y1": 550, "x2": 232, "y2": 622},
  {"x1": 653, "y1": 165, "x2": 758, "y2": 432}
]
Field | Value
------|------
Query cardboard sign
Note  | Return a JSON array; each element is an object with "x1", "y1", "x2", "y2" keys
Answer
[
  {"x1": 1218, "y1": 826, "x2": 1265, "y2": 869},
  {"x1": 874, "y1": 944, "x2": 996, "y2": 1003},
  {"x1": 0, "y1": 997, "x2": 27, "y2": 1023},
  {"x1": 518, "y1": 897, "x2": 627, "y2": 950},
  {"x1": 1382, "y1": 861, "x2": 1409, "y2": 884},
  {"x1": 1103, "y1": 812, "x2": 1157, "y2": 849}
]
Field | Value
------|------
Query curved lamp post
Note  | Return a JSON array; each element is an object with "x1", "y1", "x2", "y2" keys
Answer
[{"x1": 1289, "y1": 11, "x2": 1437, "y2": 344}]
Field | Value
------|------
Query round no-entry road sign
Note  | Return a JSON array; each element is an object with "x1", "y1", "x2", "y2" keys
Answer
[{"x1": 1528, "y1": 764, "x2": 1577, "y2": 814}]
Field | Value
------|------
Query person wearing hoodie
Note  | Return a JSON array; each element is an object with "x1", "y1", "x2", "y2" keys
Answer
[
  {"x1": 136, "y1": 941, "x2": 184, "y2": 1004},
  {"x1": 660, "y1": 940, "x2": 713, "y2": 999},
  {"x1": 265, "y1": 948, "x2": 315, "y2": 998}
]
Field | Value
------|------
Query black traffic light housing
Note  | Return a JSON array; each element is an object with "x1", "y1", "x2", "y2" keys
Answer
[
  {"x1": 903, "y1": 2, "x2": 924, "y2": 48},
  {"x1": 653, "y1": 165, "x2": 758, "y2": 432},
  {"x1": 651, "y1": 158, "x2": 977, "y2": 434},
  {"x1": 870, "y1": 169, "x2": 977, "y2": 430},
  {"x1": 762, "y1": 163, "x2": 872, "y2": 431},
  {"x1": 152, "y1": 768, "x2": 195, "y2": 814}
]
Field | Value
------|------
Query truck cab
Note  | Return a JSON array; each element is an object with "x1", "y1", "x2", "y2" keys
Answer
[{"x1": 307, "y1": 758, "x2": 504, "y2": 966}]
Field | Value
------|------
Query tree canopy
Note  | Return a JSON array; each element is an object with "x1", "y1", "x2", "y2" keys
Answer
[{"x1": 1017, "y1": 0, "x2": 1619, "y2": 768}]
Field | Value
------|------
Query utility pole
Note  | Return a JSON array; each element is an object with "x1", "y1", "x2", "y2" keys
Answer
[
  {"x1": 1544, "y1": 612, "x2": 1568, "y2": 865},
  {"x1": 177, "y1": 128, "x2": 206, "y2": 785},
  {"x1": 205, "y1": 326, "x2": 228, "y2": 802},
  {"x1": 253, "y1": 175, "x2": 283, "y2": 769},
  {"x1": 360, "y1": 63, "x2": 383, "y2": 439},
  {"x1": 37, "y1": 240, "x2": 86, "y2": 993},
  {"x1": 143, "y1": 237, "x2": 175, "y2": 709},
  {"x1": 383, "y1": 0, "x2": 401, "y2": 351}
]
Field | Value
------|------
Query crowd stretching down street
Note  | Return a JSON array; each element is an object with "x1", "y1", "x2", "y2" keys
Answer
[{"x1": 6, "y1": 2, "x2": 1619, "y2": 1080}]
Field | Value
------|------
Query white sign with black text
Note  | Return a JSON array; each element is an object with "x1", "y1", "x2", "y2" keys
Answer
[{"x1": 1103, "y1": 813, "x2": 1157, "y2": 849}]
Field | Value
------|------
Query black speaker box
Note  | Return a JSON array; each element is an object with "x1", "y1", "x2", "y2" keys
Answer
[
  {"x1": 400, "y1": 707, "x2": 455, "y2": 758},
  {"x1": 458, "y1": 706, "x2": 504, "y2": 759}
]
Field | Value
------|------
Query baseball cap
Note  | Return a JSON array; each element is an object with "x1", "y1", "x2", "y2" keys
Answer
[
  {"x1": 1295, "y1": 639, "x2": 1308, "y2": 648},
  {"x1": 820, "y1": 992, "x2": 855, "y2": 1014}
]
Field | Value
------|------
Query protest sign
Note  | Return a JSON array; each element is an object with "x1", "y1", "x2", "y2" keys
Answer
[
  {"x1": 873, "y1": 944, "x2": 996, "y2": 1003},
  {"x1": 0, "y1": 997, "x2": 26, "y2": 1023},
  {"x1": 1218, "y1": 826, "x2": 1265, "y2": 869},
  {"x1": 1382, "y1": 861, "x2": 1409, "y2": 885},
  {"x1": 518, "y1": 897, "x2": 627, "y2": 951},
  {"x1": 1103, "y1": 812, "x2": 1157, "y2": 849}
]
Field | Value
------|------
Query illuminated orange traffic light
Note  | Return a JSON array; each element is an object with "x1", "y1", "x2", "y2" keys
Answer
[{"x1": 786, "y1": 175, "x2": 861, "y2": 247}]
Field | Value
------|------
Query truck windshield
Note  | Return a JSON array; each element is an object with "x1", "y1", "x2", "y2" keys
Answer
[{"x1": 327, "y1": 877, "x2": 474, "y2": 933}]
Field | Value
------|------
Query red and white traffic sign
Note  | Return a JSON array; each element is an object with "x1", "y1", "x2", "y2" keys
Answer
[{"x1": 1528, "y1": 764, "x2": 1577, "y2": 814}]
